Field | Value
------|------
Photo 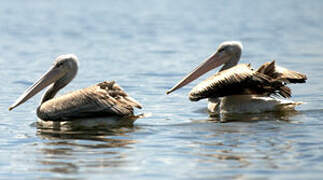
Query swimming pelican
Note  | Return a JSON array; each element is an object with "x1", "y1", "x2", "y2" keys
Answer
[
  {"x1": 166, "y1": 41, "x2": 307, "y2": 115},
  {"x1": 9, "y1": 54, "x2": 142, "y2": 128}
]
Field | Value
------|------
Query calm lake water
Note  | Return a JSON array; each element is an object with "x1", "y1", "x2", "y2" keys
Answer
[{"x1": 1, "y1": 0, "x2": 323, "y2": 179}]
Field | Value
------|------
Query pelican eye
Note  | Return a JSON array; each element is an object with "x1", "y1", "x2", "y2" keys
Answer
[
  {"x1": 56, "y1": 62, "x2": 63, "y2": 68},
  {"x1": 218, "y1": 48, "x2": 226, "y2": 53}
]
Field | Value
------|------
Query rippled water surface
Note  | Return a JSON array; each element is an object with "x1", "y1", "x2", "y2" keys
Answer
[{"x1": 1, "y1": 1, "x2": 323, "y2": 179}]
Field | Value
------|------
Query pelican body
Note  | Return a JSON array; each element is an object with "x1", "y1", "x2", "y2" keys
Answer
[
  {"x1": 166, "y1": 41, "x2": 307, "y2": 115},
  {"x1": 9, "y1": 54, "x2": 142, "y2": 128}
]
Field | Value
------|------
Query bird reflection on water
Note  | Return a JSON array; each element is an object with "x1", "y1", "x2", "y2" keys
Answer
[
  {"x1": 213, "y1": 111, "x2": 300, "y2": 123},
  {"x1": 187, "y1": 110, "x2": 299, "y2": 174},
  {"x1": 192, "y1": 107, "x2": 301, "y2": 123},
  {"x1": 34, "y1": 124, "x2": 139, "y2": 175},
  {"x1": 31, "y1": 107, "x2": 305, "y2": 177}
]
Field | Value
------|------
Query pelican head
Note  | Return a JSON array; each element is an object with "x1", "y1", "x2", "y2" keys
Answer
[
  {"x1": 9, "y1": 54, "x2": 79, "y2": 111},
  {"x1": 166, "y1": 41, "x2": 243, "y2": 94}
]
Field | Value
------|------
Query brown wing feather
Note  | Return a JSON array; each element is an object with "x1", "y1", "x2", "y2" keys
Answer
[
  {"x1": 257, "y1": 60, "x2": 307, "y2": 83},
  {"x1": 189, "y1": 64, "x2": 289, "y2": 101},
  {"x1": 38, "y1": 81, "x2": 142, "y2": 121},
  {"x1": 97, "y1": 81, "x2": 142, "y2": 109}
]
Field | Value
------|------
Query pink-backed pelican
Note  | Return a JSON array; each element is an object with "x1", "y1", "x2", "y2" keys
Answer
[
  {"x1": 166, "y1": 41, "x2": 307, "y2": 115},
  {"x1": 9, "y1": 54, "x2": 143, "y2": 129}
]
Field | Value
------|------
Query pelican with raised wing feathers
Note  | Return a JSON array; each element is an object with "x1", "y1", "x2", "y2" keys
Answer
[
  {"x1": 166, "y1": 41, "x2": 307, "y2": 115},
  {"x1": 9, "y1": 54, "x2": 143, "y2": 129}
]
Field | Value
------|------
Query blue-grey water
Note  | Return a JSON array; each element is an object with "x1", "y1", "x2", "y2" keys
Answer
[{"x1": 1, "y1": 1, "x2": 323, "y2": 179}]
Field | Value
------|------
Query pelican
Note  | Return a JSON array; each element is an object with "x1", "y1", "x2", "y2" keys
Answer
[
  {"x1": 166, "y1": 41, "x2": 307, "y2": 115},
  {"x1": 9, "y1": 54, "x2": 143, "y2": 129}
]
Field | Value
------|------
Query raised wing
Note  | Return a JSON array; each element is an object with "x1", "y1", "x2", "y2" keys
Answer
[
  {"x1": 38, "y1": 81, "x2": 142, "y2": 121},
  {"x1": 257, "y1": 60, "x2": 307, "y2": 83},
  {"x1": 189, "y1": 64, "x2": 290, "y2": 101}
]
